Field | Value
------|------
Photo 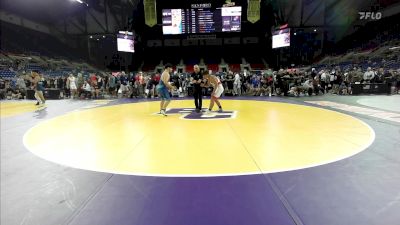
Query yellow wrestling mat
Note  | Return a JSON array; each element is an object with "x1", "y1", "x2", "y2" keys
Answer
[
  {"x1": 23, "y1": 100, "x2": 375, "y2": 176},
  {"x1": 0, "y1": 101, "x2": 43, "y2": 118}
]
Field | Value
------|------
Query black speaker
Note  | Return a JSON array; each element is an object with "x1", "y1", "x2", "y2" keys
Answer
[
  {"x1": 27, "y1": 90, "x2": 35, "y2": 100},
  {"x1": 27, "y1": 89, "x2": 60, "y2": 99},
  {"x1": 351, "y1": 83, "x2": 390, "y2": 95},
  {"x1": 45, "y1": 89, "x2": 60, "y2": 99}
]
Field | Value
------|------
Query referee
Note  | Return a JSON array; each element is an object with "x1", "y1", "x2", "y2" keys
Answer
[{"x1": 191, "y1": 65, "x2": 203, "y2": 113}]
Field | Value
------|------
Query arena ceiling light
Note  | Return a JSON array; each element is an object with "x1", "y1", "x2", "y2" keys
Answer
[{"x1": 72, "y1": 0, "x2": 88, "y2": 6}]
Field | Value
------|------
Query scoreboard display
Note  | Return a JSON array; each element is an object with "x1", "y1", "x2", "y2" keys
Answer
[
  {"x1": 162, "y1": 7, "x2": 242, "y2": 34},
  {"x1": 272, "y1": 28, "x2": 290, "y2": 48},
  {"x1": 117, "y1": 31, "x2": 135, "y2": 53}
]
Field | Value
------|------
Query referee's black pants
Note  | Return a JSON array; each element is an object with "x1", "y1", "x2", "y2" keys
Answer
[{"x1": 193, "y1": 87, "x2": 202, "y2": 110}]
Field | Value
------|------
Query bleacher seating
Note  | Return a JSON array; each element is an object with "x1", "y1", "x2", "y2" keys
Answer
[
  {"x1": 208, "y1": 64, "x2": 219, "y2": 73},
  {"x1": 0, "y1": 70, "x2": 17, "y2": 78},
  {"x1": 26, "y1": 64, "x2": 44, "y2": 72}
]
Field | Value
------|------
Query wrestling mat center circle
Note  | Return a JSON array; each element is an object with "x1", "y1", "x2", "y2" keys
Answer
[{"x1": 23, "y1": 100, "x2": 375, "y2": 177}]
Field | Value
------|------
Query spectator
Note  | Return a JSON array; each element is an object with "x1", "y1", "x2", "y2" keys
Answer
[
  {"x1": 259, "y1": 76, "x2": 271, "y2": 97},
  {"x1": 0, "y1": 78, "x2": 6, "y2": 99},
  {"x1": 67, "y1": 73, "x2": 77, "y2": 99},
  {"x1": 250, "y1": 75, "x2": 260, "y2": 96},
  {"x1": 118, "y1": 72, "x2": 129, "y2": 98},
  {"x1": 320, "y1": 70, "x2": 328, "y2": 93},
  {"x1": 82, "y1": 80, "x2": 92, "y2": 99},
  {"x1": 91, "y1": 77, "x2": 100, "y2": 99},
  {"x1": 313, "y1": 75, "x2": 323, "y2": 95},
  {"x1": 395, "y1": 69, "x2": 400, "y2": 94},
  {"x1": 374, "y1": 68, "x2": 384, "y2": 83},
  {"x1": 181, "y1": 76, "x2": 190, "y2": 96},
  {"x1": 233, "y1": 72, "x2": 241, "y2": 96},
  {"x1": 16, "y1": 75, "x2": 26, "y2": 90},
  {"x1": 170, "y1": 73, "x2": 180, "y2": 97},
  {"x1": 63, "y1": 76, "x2": 70, "y2": 98},
  {"x1": 363, "y1": 67, "x2": 375, "y2": 83},
  {"x1": 77, "y1": 73, "x2": 84, "y2": 96},
  {"x1": 225, "y1": 71, "x2": 234, "y2": 95},
  {"x1": 107, "y1": 74, "x2": 116, "y2": 97},
  {"x1": 303, "y1": 77, "x2": 314, "y2": 96},
  {"x1": 146, "y1": 74, "x2": 157, "y2": 98},
  {"x1": 137, "y1": 72, "x2": 145, "y2": 97},
  {"x1": 353, "y1": 68, "x2": 363, "y2": 83}
]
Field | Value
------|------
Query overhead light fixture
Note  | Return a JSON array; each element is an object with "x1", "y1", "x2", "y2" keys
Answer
[
  {"x1": 314, "y1": 29, "x2": 317, "y2": 32},
  {"x1": 73, "y1": 0, "x2": 88, "y2": 6},
  {"x1": 90, "y1": 36, "x2": 93, "y2": 38},
  {"x1": 294, "y1": 32, "x2": 297, "y2": 35},
  {"x1": 103, "y1": 35, "x2": 106, "y2": 38}
]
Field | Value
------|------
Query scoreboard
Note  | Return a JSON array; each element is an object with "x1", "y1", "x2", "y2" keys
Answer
[{"x1": 162, "y1": 7, "x2": 242, "y2": 35}]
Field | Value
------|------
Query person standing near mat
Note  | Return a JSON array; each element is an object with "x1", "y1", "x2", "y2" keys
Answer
[
  {"x1": 202, "y1": 70, "x2": 224, "y2": 113},
  {"x1": 31, "y1": 71, "x2": 46, "y2": 106},
  {"x1": 191, "y1": 65, "x2": 203, "y2": 113},
  {"x1": 156, "y1": 63, "x2": 175, "y2": 116}
]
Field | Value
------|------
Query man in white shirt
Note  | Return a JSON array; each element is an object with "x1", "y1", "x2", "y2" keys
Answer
[
  {"x1": 83, "y1": 81, "x2": 92, "y2": 99},
  {"x1": 320, "y1": 70, "x2": 328, "y2": 93},
  {"x1": 303, "y1": 77, "x2": 314, "y2": 96},
  {"x1": 363, "y1": 67, "x2": 375, "y2": 82},
  {"x1": 233, "y1": 73, "x2": 241, "y2": 96}
]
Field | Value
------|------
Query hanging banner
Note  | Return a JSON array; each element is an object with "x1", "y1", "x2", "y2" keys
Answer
[
  {"x1": 144, "y1": 0, "x2": 157, "y2": 27},
  {"x1": 247, "y1": 0, "x2": 260, "y2": 23}
]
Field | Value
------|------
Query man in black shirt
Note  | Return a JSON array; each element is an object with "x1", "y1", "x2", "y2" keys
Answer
[
  {"x1": 225, "y1": 71, "x2": 234, "y2": 95},
  {"x1": 191, "y1": 65, "x2": 203, "y2": 113}
]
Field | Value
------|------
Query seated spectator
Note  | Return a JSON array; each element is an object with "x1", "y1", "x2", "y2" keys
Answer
[
  {"x1": 82, "y1": 81, "x2": 92, "y2": 99},
  {"x1": 339, "y1": 81, "x2": 349, "y2": 95},
  {"x1": 303, "y1": 77, "x2": 314, "y2": 96},
  {"x1": 250, "y1": 75, "x2": 261, "y2": 96},
  {"x1": 259, "y1": 77, "x2": 272, "y2": 97},
  {"x1": 373, "y1": 68, "x2": 384, "y2": 83},
  {"x1": 91, "y1": 76, "x2": 103, "y2": 99},
  {"x1": 6, "y1": 88, "x2": 13, "y2": 100},
  {"x1": 353, "y1": 68, "x2": 363, "y2": 83},
  {"x1": 395, "y1": 69, "x2": 400, "y2": 94},
  {"x1": 287, "y1": 77, "x2": 304, "y2": 97},
  {"x1": 363, "y1": 67, "x2": 375, "y2": 83},
  {"x1": 384, "y1": 69, "x2": 394, "y2": 84},
  {"x1": 12, "y1": 89, "x2": 24, "y2": 100},
  {"x1": 313, "y1": 75, "x2": 324, "y2": 95}
]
